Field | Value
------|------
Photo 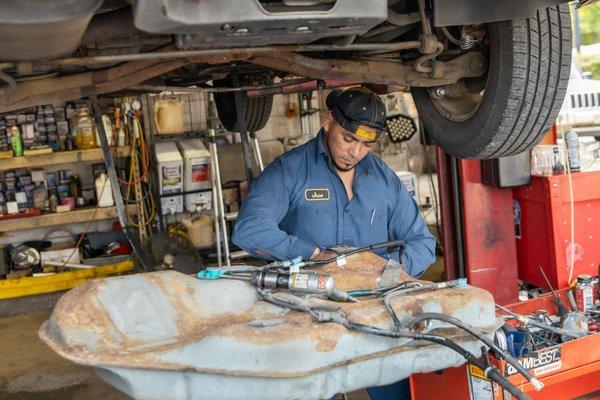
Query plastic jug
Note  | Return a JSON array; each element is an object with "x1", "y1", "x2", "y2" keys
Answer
[
  {"x1": 181, "y1": 214, "x2": 215, "y2": 249},
  {"x1": 95, "y1": 173, "x2": 114, "y2": 207},
  {"x1": 154, "y1": 98, "x2": 185, "y2": 134}
]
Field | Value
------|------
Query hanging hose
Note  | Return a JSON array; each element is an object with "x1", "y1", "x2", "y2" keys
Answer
[{"x1": 124, "y1": 116, "x2": 156, "y2": 228}]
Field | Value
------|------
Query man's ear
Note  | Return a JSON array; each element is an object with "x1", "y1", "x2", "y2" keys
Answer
[{"x1": 323, "y1": 112, "x2": 333, "y2": 133}]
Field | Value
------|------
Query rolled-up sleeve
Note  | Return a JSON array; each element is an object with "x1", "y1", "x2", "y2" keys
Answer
[
  {"x1": 232, "y1": 159, "x2": 316, "y2": 261},
  {"x1": 388, "y1": 179, "x2": 436, "y2": 277}
]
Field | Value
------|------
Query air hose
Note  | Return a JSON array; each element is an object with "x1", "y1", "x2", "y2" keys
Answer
[
  {"x1": 402, "y1": 312, "x2": 543, "y2": 391},
  {"x1": 256, "y1": 290, "x2": 530, "y2": 400}
]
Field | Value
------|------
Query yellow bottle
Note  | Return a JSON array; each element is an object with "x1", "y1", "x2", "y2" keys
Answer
[{"x1": 74, "y1": 107, "x2": 98, "y2": 149}]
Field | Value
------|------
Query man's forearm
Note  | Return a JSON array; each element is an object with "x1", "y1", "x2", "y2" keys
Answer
[{"x1": 232, "y1": 218, "x2": 317, "y2": 261}]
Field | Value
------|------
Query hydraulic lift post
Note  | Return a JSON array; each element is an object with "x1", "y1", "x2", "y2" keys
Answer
[{"x1": 435, "y1": 149, "x2": 519, "y2": 305}]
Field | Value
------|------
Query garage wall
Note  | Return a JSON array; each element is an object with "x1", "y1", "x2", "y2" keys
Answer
[
  {"x1": 253, "y1": 90, "x2": 425, "y2": 176},
  {"x1": 1, "y1": 90, "x2": 433, "y2": 247}
]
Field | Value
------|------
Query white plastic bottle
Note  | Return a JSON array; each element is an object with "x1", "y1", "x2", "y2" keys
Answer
[
  {"x1": 101, "y1": 115, "x2": 114, "y2": 146},
  {"x1": 95, "y1": 173, "x2": 114, "y2": 207}
]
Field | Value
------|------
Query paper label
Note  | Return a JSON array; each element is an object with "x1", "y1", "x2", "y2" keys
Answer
[
  {"x1": 468, "y1": 364, "x2": 493, "y2": 400},
  {"x1": 291, "y1": 274, "x2": 309, "y2": 289}
]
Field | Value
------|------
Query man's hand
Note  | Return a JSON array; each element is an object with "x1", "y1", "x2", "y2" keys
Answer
[{"x1": 310, "y1": 247, "x2": 321, "y2": 259}]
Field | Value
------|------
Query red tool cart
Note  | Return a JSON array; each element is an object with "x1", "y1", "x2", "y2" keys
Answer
[
  {"x1": 410, "y1": 289, "x2": 600, "y2": 400},
  {"x1": 513, "y1": 171, "x2": 600, "y2": 290}
]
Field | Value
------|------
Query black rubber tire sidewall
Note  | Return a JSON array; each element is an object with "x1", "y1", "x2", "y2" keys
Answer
[
  {"x1": 214, "y1": 77, "x2": 274, "y2": 133},
  {"x1": 411, "y1": 5, "x2": 571, "y2": 159}
]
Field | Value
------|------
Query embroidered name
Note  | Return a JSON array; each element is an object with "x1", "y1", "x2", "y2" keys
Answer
[{"x1": 305, "y1": 188, "x2": 330, "y2": 201}]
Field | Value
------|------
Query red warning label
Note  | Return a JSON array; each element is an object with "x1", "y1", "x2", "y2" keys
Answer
[{"x1": 192, "y1": 163, "x2": 210, "y2": 182}]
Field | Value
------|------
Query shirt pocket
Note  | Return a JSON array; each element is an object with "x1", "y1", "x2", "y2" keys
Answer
[{"x1": 364, "y1": 207, "x2": 388, "y2": 236}]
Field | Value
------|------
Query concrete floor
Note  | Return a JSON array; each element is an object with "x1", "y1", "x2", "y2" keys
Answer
[
  {"x1": 0, "y1": 310, "x2": 130, "y2": 400},
  {"x1": 0, "y1": 309, "x2": 372, "y2": 400}
]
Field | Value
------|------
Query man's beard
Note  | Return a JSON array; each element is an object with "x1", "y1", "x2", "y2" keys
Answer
[{"x1": 332, "y1": 158, "x2": 355, "y2": 172}]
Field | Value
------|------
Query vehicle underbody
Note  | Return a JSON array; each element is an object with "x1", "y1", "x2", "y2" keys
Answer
[{"x1": 0, "y1": 0, "x2": 574, "y2": 159}]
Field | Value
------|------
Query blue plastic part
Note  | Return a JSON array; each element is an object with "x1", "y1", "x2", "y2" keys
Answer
[
  {"x1": 197, "y1": 269, "x2": 227, "y2": 280},
  {"x1": 290, "y1": 256, "x2": 303, "y2": 265},
  {"x1": 456, "y1": 278, "x2": 468, "y2": 288},
  {"x1": 502, "y1": 324, "x2": 530, "y2": 358}
]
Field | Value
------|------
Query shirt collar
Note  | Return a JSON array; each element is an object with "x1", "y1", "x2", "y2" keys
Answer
[{"x1": 315, "y1": 128, "x2": 374, "y2": 176}]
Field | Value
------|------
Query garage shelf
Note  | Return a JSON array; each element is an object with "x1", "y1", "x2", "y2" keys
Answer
[
  {"x1": 0, "y1": 147, "x2": 130, "y2": 171},
  {"x1": 0, "y1": 205, "x2": 136, "y2": 232}
]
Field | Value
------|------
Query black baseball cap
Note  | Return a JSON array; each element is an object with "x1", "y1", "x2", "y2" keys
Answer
[{"x1": 326, "y1": 87, "x2": 387, "y2": 141}]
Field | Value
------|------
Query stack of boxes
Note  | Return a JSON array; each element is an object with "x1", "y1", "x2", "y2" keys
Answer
[
  {"x1": 0, "y1": 169, "x2": 35, "y2": 214},
  {"x1": 0, "y1": 167, "x2": 99, "y2": 216},
  {"x1": 0, "y1": 103, "x2": 81, "y2": 154},
  {"x1": 0, "y1": 116, "x2": 9, "y2": 152}
]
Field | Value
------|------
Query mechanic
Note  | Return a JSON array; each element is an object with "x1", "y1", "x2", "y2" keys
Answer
[{"x1": 232, "y1": 87, "x2": 436, "y2": 400}]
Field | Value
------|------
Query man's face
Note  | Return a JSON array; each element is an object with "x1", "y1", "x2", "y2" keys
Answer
[{"x1": 324, "y1": 114, "x2": 376, "y2": 172}]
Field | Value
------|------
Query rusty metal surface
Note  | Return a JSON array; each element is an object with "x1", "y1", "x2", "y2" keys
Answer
[
  {"x1": 1, "y1": 42, "x2": 486, "y2": 114},
  {"x1": 0, "y1": 51, "x2": 246, "y2": 114},
  {"x1": 249, "y1": 51, "x2": 487, "y2": 87},
  {"x1": 39, "y1": 251, "x2": 499, "y2": 400}
]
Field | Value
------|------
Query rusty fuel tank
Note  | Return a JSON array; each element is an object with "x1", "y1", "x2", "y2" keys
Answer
[{"x1": 39, "y1": 251, "x2": 500, "y2": 400}]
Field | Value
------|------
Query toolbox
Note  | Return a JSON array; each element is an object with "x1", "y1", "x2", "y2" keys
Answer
[
  {"x1": 513, "y1": 171, "x2": 600, "y2": 290},
  {"x1": 410, "y1": 289, "x2": 600, "y2": 399}
]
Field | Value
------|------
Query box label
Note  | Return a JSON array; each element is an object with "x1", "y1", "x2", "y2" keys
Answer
[{"x1": 506, "y1": 347, "x2": 562, "y2": 377}]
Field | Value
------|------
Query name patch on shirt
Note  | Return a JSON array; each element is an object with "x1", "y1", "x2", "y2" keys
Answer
[{"x1": 305, "y1": 188, "x2": 330, "y2": 201}]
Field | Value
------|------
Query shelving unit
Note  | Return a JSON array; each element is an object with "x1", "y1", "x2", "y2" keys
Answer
[
  {"x1": 0, "y1": 147, "x2": 133, "y2": 232},
  {"x1": 0, "y1": 147, "x2": 130, "y2": 171},
  {"x1": 0, "y1": 205, "x2": 136, "y2": 232}
]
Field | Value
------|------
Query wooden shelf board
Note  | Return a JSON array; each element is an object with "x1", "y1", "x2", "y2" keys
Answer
[
  {"x1": 0, "y1": 147, "x2": 130, "y2": 171},
  {"x1": 0, "y1": 205, "x2": 136, "y2": 232}
]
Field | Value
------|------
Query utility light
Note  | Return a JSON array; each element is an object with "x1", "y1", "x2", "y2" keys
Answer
[{"x1": 386, "y1": 114, "x2": 417, "y2": 143}]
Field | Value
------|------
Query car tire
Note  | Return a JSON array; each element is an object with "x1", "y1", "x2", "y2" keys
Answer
[
  {"x1": 213, "y1": 76, "x2": 274, "y2": 132},
  {"x1": 411, "y1": 5, "x2": 572, "y2": 159}
]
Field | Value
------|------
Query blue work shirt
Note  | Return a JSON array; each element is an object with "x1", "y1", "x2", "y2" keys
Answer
[{"x1": 232, "y1": 129, "x2": 436, "y2": 277}]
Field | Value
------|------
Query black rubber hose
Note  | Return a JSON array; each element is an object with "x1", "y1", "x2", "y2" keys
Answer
[
  {"x1": 321, "y1": 317, "x2": 530, "y2": 400},
  {"x1": 257, "y1": 290, "x2": 530, "y2": 399},
  {"x1": 307, "y1": 239, "x2": 406, "y2": 266},
  {"x1": 486, "y1": 368, "x2": 530, "y2": 400},
  {"x1": 404, "y1": 312, "x2": 537, "y2": 386},
  {"x1": 418, "y1": 334, "x2": 530, "y2": 400}
]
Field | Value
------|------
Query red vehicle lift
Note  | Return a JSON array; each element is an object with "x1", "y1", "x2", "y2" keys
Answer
[{"x1": 411, "y1": 151, "x2": 600, "y2": 399}]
